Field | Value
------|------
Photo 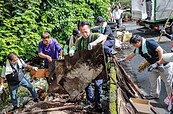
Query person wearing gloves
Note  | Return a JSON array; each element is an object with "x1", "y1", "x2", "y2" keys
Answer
[
  {"x1": 96, "y1": 16, "x2": 117, "y2": 61},
  {"x1": 118, "y1": 35, "x2": 173, "y2": 100},
  {"x1": 160, "y1": 29, "x2": 173, "y2": 52},
  {"x1": 0, "y1": 52, "x2": 39, "y2": 111},
  {"x1": 74, "y1": 20, "x2": 106, "y2": 112},
  {"x1": 63, "y1": 28, "x2": 81, "y2": 56}
]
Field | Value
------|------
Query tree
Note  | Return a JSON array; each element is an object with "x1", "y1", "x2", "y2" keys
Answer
[{"x1": 0, "y1": 0, "x2": 110, "y2": 71}]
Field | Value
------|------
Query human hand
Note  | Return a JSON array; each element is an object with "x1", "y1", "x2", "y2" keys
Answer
[
  {"x1": 32, "y1": 67, "x2": 38, "y2": 71},
  {"x1": 160, "y1": 29, "x2": 166, "y2": 35},
  {"x1": 148, "y1": 62, "x2": 159, "y2": 72},
  {"x1": 88, "y1": 42, "x2": 97, "y2": 50},
  {"x1": 47, "y1": 56, "x2": 52, "y2": 62},
  {"x1": 0, "y1": 85, "x2": 4, "y2": 94},
  {"x1": 117, "y1": 58, "x2": 125, "y2": 62},
  {"x1": 59, "y1": 56, "x2": 63, "y2": 60},
  {"x1": 158, "y1": 64, "x2": 165, "y2": 72},
  {"x1": 69, "y1": 50, "x2": 75, "y2": 57}
]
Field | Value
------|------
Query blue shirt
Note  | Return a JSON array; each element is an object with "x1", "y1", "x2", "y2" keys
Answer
[
  {"x1": 38, "y1": 39, "x2": 62, "y2": 68},
  {"x1": 134, "y1": 39, "x2": 160, "y2": 64}
]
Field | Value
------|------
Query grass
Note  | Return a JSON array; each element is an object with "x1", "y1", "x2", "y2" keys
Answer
[{"x1": 109, "y1": 67, "x2": 117, "y2": 114}]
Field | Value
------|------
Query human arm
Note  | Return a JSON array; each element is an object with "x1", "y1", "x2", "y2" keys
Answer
[
  {"x1": 59, "y1": 49, "x2": 63, "y2": 59},
  {"x1": 102, "y1": 35, "x2": 107, "y2": 44},
  {"x1": 88, "y1": 34, "x2": 106, "y2": 50},
  {"x1": 54, "y1": 40, "x2": 63, "y2": 59},
  {"x1": 102, "y1": 25, "x2": 112, "y2": 44},
  {"x1": 123, "y1": 52, "x2": 136, "y2": 61},
  {"x1": 0, "y1": 66, "x2": 6, "y2": 93},
  {"x1": 160, "y1": 29, "x2": 173, "y2": 40},
  {"x1": 148, "y1": 46, "x2": 164, "y2": 72},
  {"x1": 19, "y1": 59, "x2": 38, "y2": 71},
  {"x1": 0, "y1": 77, "x2": 4, "y2": 85},
  {"x1": 38, "y1": 41, "x2": 52, "y2": 62},
  {"x1": 146, "y1": 41, "x2": 165, "y2": 72},
  {"x1": 117, "y1": 52, "x2": 136, "y2": 62},
  {"x1": 38, "y1": 52, "x2": 52, "y2": 62},
  {"x1": 155, "y1": 46, "x2": 164, "y2": 65},
  {"x1": 0, "y1": 77, "x2": 4, "y2": 93},
  {"x1": 93, "y1": 34, "x2": 106, "y2": 44},
  {"x1": 165, "y1": 34, "x2": 173, "y2": 40}
]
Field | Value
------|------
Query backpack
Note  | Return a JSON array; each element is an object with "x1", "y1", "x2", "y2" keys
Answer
[{"x1": 6, "y1": 59, "x2": 25, "y2": 85}]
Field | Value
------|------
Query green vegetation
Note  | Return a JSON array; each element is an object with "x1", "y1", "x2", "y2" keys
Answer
[
  {"x1": 110, "y1": 0, "x2": 131, "y2": 9},
  {"x1": 109, "y1": 67, "x2": 117, "y2": 114},
  {"x1": 0, "y1": 0, "x2": 110, "y2": 71}
]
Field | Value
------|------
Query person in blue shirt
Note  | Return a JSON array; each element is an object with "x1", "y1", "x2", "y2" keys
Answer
[
  {"x1": 96, "y1": 16, "x2": 116, "y2": 61},
  {"x1": 118, "y1": 35, "x2": 173, "y2": 100},
  {"x1": 38, "y1": 32, "x2": 63, "y2": 69}
]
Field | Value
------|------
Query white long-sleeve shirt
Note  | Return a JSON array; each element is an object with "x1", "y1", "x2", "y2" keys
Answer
[{"x1": 112, "y1": 9, "x2": 123, "y2": 20}]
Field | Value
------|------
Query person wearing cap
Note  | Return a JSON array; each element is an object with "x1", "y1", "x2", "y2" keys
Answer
[
  {"x1": 63, "y1": 28, "x2": 81, "y2": 56},
  {"x1": 96, "y1": 16, "x2": 116, "y2": 61}
]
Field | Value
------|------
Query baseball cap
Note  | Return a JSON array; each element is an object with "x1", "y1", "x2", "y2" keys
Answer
[
  {"x1": 72, "y1": 28, "x2": 80, "y2": 37},
  {"x1": 96, "y1": 16, "x2": 104, "y2": 23}
]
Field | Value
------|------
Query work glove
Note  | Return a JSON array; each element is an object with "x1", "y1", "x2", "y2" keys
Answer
[
  {"x1": 32, "y1": 67, "x2": 38, "y2": 71},
  {"x1": 160, "y1": 29, "x2": 166, "y2": 35},
  {"x1": 59, "y1": 56, "x2": 63, "y2": 60},
  {"x1": 158, "y1": 64, "x2": 165, "y2": 72},
  {"x1": 88, "y1": 42, "x2": 97, "y2": 50},
  {"x1": 148, "y1": 62, "x2": 159, "y2": 72},
  {"x1": 0, "y1": 85, "x2": 4, "y2": 94},
  {"x1": 117, "y1": 58, "x2": 125, "y2": 62},
  {"x1": 69, "y1": 50, "x2": 75, "y2": 56}
]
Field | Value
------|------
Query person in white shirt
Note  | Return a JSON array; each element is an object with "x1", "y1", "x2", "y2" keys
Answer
[
  {"x1": 112, "y1": 5, "x2": 123, "y2": 28},
  {"x1": 0, "y1": 52, "x2": 39, "y2": 111}
]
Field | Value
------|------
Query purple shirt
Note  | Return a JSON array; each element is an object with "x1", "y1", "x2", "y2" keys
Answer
[{"x1": 38, "y1": 39, "x2": 62, "y2": 68}]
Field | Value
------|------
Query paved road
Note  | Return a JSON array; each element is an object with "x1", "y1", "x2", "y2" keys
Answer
[{"x1": 123, "y1": 21, "x2": 172, "y2": 114}]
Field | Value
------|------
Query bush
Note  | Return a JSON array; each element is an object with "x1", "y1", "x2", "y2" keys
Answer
[{"x1": 0, "y1": 0, "x2": 110, "y2": 72}]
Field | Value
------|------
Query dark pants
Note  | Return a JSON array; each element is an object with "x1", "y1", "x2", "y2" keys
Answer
[
  {"x1": 103, "y1": 39, "x2": 116, "y2": 62},
  {"x1": 85, "y1": 79, "x2": 103, "y2": 104},
  {"x1": 146, "y1": 1, "x2": 152, "y2": 18}
]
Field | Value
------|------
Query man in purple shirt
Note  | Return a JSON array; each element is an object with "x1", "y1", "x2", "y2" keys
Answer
[{"x1": 38, "y1": 32, "x2": 63, "y2": 68}]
